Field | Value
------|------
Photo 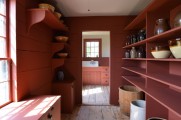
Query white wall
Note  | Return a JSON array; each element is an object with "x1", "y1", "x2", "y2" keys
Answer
[{"x1": 82, "y1": 31, "x2": 110, "y2": 57}]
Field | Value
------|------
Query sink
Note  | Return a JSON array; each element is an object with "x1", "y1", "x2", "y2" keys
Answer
[{"x1": 82, "y1": 61, "x2": 99, "y2": 67}]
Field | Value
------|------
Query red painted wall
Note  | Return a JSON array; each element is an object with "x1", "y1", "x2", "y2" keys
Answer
[
  {"x1": 64, "y1": 16, "x2": 135, "y2": 104},
  {"x1": 15, "y1": 0, "x2": 53, "y2": 100}
]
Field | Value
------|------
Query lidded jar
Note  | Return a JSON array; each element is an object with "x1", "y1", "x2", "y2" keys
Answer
[
  {"x1": 154, "y1": 19, "x2": 170, "y2": 35},
  {"x1": 169, "y1": 38, "x2": 181, "y2": 58}
]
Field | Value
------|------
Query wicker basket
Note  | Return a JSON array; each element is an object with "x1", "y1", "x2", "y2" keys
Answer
[{"x1": 119, "y1": 85, "x2": 143, "y2": 116}]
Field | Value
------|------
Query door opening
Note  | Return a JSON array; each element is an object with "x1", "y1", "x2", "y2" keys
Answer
[{"x1": 82, "y1": 31, "x2": 110, "y2": 105}]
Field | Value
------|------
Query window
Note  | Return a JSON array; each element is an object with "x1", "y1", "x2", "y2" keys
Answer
[
  {"x1": 84, "y1": 39, "x2": 102, "y2": 58},
  {"x1": 0, "y1": 0, "x2": 11, "y2": 107}
]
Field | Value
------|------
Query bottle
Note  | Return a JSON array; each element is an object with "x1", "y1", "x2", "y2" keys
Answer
[
  {"x1": 130, "y1": 47, "x2": 137, "y2": 58},
  {"x1": 125, "y1": 50, "x2": 130, "y2": 58}
]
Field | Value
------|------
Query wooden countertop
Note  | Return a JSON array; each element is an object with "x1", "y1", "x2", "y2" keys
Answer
[{"x1": 0, "y1": 95, "x2": 60, "y2": 120}]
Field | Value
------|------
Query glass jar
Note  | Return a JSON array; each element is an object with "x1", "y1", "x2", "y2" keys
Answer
[
  {"x1": 154, "y1": 19, "x2": 170, "y2": 35},
  {"x1": 125, "y1": 50, "x2": 130, "y2": 58},
  {"x1": 138, "y1": 29, "x2": 146, "y2": 41},
  {"x1": 130, "y1": 47, "x2": 137, "y2": 58}
]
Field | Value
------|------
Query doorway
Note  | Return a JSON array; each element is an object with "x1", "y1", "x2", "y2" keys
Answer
[{"x1": 82, "y1": 31, "x2": 110, "y2": 105}]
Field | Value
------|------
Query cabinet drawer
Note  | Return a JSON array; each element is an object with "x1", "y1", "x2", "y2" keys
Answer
[
  {"x1": 101, "y1": 67, "x2": 109, "y2": 72},
  {"x1": 39, "y1": 98, "x2": 60, "y2": 120},
  {"x1": 101, "y1": 72, "x2": 109, "y2": 78},
  {"x1": 101, "y1": 78, "x2": 109, "y2": 85}
]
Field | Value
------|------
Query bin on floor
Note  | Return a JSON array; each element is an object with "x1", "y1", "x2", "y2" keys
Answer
[
  {"x1": 147, "y1": 117, "x2": 167, "y2": 120},
  {"x1": 119, "y1": 85, "x2": 143, "y2": 115},
  {"x1": 130, "y1": 100, "x2": 146, "y2": 120}
]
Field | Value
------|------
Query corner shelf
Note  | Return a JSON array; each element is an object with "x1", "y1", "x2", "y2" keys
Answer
[
  {"x1": 52, "y1": 43, "x2": 65, "y2": 55},
  {"x1": 27, "y1": 9, "x2": 68, "y2": 32},
  {"x1": 52, "y1": 58, "x2": 65, "y2": 70}
]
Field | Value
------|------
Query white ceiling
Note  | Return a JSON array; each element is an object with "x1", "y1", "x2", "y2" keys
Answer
[{"x1": 54, "y1": 0, "x2": 153, "y2": 17}]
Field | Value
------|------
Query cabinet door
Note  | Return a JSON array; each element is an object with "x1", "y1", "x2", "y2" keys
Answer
[{"x1": 52, "y1": 83, "x2": 74, "y2": 113}]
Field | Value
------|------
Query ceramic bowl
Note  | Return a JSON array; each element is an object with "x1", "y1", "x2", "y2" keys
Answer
[
  {"x1": 54, "y1": 12, "x2": 62, "y2": 19},
  {"x1": 55, "y1": 36, "x2": 68, "y2": 42},
  {"x1": 57, "y1": 53, "x2": 68, "y2": 57},
  {"x1": 169, "y1": 38, "x2": 181, "y2": 58},
  {"x1": 170, "y1": 46, "x2": 181, "y2": 58},
  {"x1": 39, "y1": 3, "x2": 55, "y2": 12},
  {"x1": 151, "y1": 50, "x2": 171, "y2": 58},
  {"x1": 147, "y1": 117, "x2": 166, "y2": 120}
]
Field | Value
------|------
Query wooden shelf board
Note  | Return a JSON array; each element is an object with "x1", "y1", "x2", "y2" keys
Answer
[
  {"x1": 122, "y1": 76, "x2": 145, "y2": 91},
  {"x1": 123, "y1": 26, "x2": 181, "y2": 49},
  {"x1": 27, "y1": 9, "x2": 68, "y2": 31},
  {"x1": 122, "y1": 58, "x2": 181, "y2": 62},
  {"x1": 146, "y1": 73, "x2": 181, "y2": 90},
  {"x1": 122, "y1": 67, "x2": 181, "y2": 90},
  {"x1": 146, "y1": 58, "x2": 181, "y2": 62},
  {"x1": 124, "y1": 0, "x2": 176, "y2": 30},
  {"x1": 145, "y1": 87, "x2": 181, "y2": 117},
  {"x1": 122, "y1": 76, "x2": 181, "y2": 117},
  {"x1": 122, "y1": 67, "x2": 146, "y2": 75},
  {"x1": 123, "y1": 40, "x2": 146, "y2": 48},
  {"x1": 122, "y1": 58, "x2": 146, "y2": 61}
]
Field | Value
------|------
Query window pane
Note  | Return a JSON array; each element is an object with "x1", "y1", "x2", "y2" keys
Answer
[
  {"x1": 95, "y1": 48, "x2": 98, "y2": 52},
  {"x1": 0, "y1": 60, "x2": 9, "y2": 82},
  {"x1": 0, "y1": 0, "x2": 6, "y2": 15},
  {"x1": 0, "y1": 37, "x2": 6, "y2": 58},
  {"x1": 0, "y1": 15, "x2": 6, "y2": 37},
  {"x1": 91, "y1": 48, "x2": 95, "y2": 52},
  {"x1": 0, "y1": 82, "x2": 10, "y2": 106},
  {"x1": 95, "y1": 42, "x2": 99, "y2": 47},
  {"x1": 86, "y1": 42, "x2": 90, "y2": 47},
  {"x1": 86, "y1": 47, "x2": 90, "y2": 52}
]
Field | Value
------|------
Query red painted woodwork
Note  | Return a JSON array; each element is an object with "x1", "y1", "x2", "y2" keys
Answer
[
  {"x1": 64, "y1": 16, "x2": 134, "y2": 104},
  {"x1": 82, "y1": 66, "x2": 109, "y2": 85},
  {"x1": 52, "y1": 80, "x2": 75, "y2": 113},
  {"x1": 122, "y1": 0, "x2": 181, "y2": 119},
  {"x1": 82, "y1": 67, "x2": 102, "y2": 85},
  {"x1": 27, "y1": 9, "x2": 68, "y2": 32},
  {"x1": 123, "y1": 26, "x2": 181, "y2": 49},
  {"x1": 0, "y1": 95, "x2": 61, "y2": 120},
  {"x1": 52, "y1": 43, "x2": 65, "y2": 56},
  {"x1": 15, "y1": 0, "x2": 54, "y2": 101},
  {"x1": 124, "y1": 0, "x2": 181, "y2": 30}
]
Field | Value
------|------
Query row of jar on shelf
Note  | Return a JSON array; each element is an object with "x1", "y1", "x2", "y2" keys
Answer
[
  {"x1": 125, "y1": 13, "x2": 181, "y2": 46},
  {"x1": 125, "y1": 47, "x2": 146, "y2": 58},
  {"x1": 125, "y1": 29, "x2": 146, "y2": 45},
  {"x1": 125, "y1": 38, "x2": 181, "y2": 59}
]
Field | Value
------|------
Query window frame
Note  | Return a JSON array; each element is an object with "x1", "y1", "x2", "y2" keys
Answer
[
  {"x1": 83, "y1": 39, "x2": 102, "y2": 58},
  {"x1": 0, "y1": 0, "x2": 12, "y2": 108}
]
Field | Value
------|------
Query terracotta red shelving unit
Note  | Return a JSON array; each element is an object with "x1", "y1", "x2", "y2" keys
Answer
[
  {"x1": 123, "y1": 26, "x2": 181, "y2": 49},
  {"x1": 27, "y1": 9, "x2": 68, "y2": 31},
  {"x1": 122, "y1": 0, "x2": 181, "y2": 119}
]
